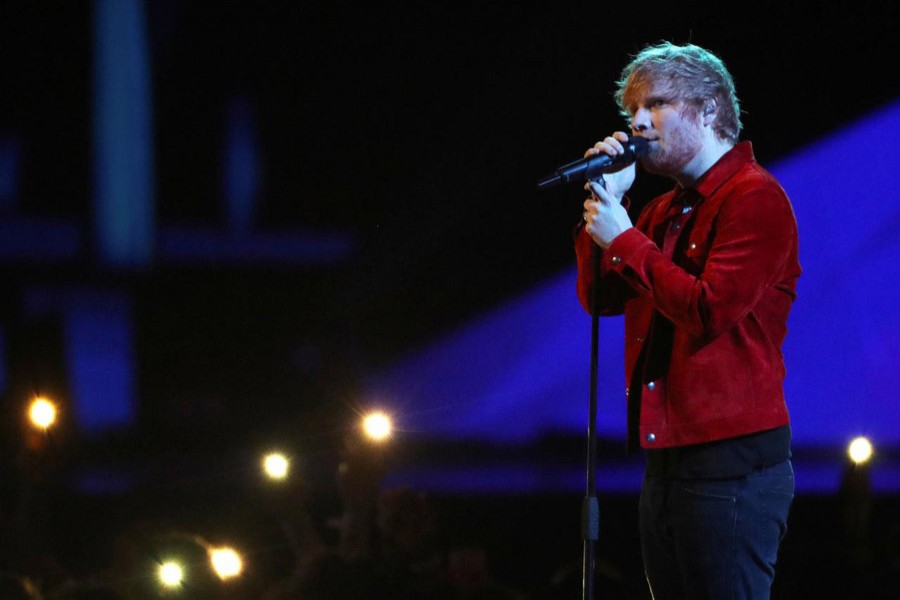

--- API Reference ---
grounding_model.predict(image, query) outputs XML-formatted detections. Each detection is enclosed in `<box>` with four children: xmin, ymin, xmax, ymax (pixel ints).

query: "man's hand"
<box><xmin>582</xmin><ymin>132</ymin><xmax>636</xmax><ymax>248</ymax></box>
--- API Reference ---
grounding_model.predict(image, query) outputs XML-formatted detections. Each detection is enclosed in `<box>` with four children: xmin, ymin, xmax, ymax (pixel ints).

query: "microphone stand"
<box><xmin>539</xmin><ymin>169</ymin><xmax>627</xmax><ymax>599</ymax></box>
<box><xmin>581</xmin><ymin>243</ymin><xmax>601</xmax><ymax>600</ymax></box>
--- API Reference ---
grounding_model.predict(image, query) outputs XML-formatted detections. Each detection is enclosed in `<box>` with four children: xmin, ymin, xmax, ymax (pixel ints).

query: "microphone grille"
<box><xmin>628</xmin><ymin>136</ymin><xmax>650</xmax><ymax>158</ymax></box>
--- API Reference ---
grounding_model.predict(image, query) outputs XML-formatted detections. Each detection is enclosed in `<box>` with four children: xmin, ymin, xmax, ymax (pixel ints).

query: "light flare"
<box><xmin>209</xmin><ymin>546</ymin><xmax>243</xmax><ymax>580</ymax></box>
<box><xmin>28</xmin><ymin>397</ymin><xmax>57</xmax><ymax>430</ymax></box>
<box><xmin>848</xmin><ymin>436</ymin><xmax>874</xmax><ymax>465</ymax></box>
<box><xmin>363</xmin><ymin>411</ymin><xmax>393</xmax><ymax>441</ymax></box>
<box><xmin>158</xmin><ymin>561</ymin><xmax>184</xmax><ymax>588</ymax></box>
<box><xmin>263</xmin><ymin>452</ymin><xmax>290</xmax><ymax>480</ymax></box>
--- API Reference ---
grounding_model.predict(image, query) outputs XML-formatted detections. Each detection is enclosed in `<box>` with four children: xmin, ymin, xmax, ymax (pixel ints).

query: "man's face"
<box><xmin>624</xmin><ymin>80</ymin><xmax>704</xmax><ymax>178</ymax></box>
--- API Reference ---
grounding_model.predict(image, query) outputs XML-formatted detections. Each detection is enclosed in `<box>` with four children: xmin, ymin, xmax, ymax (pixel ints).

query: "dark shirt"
<box><xmin>644</xmin><ymin>424</ymin><xmax>791</xmax><ymax>479</ymax></box>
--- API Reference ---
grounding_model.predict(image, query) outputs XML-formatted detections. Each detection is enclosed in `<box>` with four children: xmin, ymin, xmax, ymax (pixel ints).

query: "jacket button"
<box><xmin>646</xmin><ymin>433</ymin><xmax>656</xmax><ymax>442</ymax></box>
<box><xmin>636</xmin><ymin>336</ymin><xmax>643</xmax><ymax>343</ymax></box>
<box><xmin>611</xmin><ymin>256</ymin><xmax>622</xmax><ymax>265</ymax></box>
<box><xmin>689</xmin><ymin>242</ymin><xmax>697</xmax><ymax>250</ymax></box>
<box><xmin>625</xmin><ymin>388</ymin><xmax>630</xmax><ymax>398</ymax></box>
<box><xmin>647</xmin><ymin>381</ymin><xmax>656</xmax><ymax>391</ymax></box>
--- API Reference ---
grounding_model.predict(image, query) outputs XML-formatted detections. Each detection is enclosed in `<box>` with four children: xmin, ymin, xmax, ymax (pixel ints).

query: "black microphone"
<box><xmin>536</xmin><ymin>137</ymin><xmax>650</xmax><ymax>190</ymax></box>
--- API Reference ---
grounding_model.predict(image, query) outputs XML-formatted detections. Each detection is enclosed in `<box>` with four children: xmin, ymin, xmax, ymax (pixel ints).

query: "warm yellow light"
<box><xmin>158</xmin><ymin>561</ymin><xmax>184</xmax><ymax>588</ymax></box>
<box><xmin>363</xmin><ymin>412</ymin><xmax>392</xmax><ymax>441</ymax></box>
<box><xmin>263</xmin><ymin>453</ymin><xmax>290</xmax><ymax>480</ymax></box>
<box><xmin>209</xmin><ymin>547</ymin><xmax>243</xmax><ymax>580</ymax></box>
<box><xmin>848</xmin><ymin>436</ymin><xmax>874</xmax><ymax>465</ymax></box>
<box><xmin>28</xmin><ymin>397</ymin><xmax>57</xmax><ymax>430</ymax></box>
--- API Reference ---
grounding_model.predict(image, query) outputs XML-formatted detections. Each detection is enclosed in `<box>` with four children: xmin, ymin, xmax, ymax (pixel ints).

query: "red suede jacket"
<box><xmin>575</xmin><ymin>142</ymin><xmax>801</xmax><ymax>449</ymax></box>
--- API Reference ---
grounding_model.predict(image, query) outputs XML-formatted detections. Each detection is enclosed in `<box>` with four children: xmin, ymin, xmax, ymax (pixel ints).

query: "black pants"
<box><xmin>639</xmin><ymin>459</ymin><xmax>794</xmax><ymax>599</ymax></box>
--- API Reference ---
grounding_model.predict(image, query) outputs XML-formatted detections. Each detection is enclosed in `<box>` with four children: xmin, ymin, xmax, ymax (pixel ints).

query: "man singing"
<box><xmin>575</xmin><ymin>41</ymin><xmax>801</xmax><ymax>599</ymax></box>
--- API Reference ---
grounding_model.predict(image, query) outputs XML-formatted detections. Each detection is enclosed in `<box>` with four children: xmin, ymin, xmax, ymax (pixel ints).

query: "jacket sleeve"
<box><xmin>574</xmin><ymin>223</ymin><xmax>636</xmax><ymax>316</ymax></box>
<box><xmin>604</xmin><ymin>182</ymin><xmax>797</xmax><ymax>339</ymax></box>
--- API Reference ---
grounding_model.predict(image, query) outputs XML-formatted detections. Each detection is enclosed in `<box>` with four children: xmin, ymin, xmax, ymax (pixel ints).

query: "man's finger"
<box><xmin>587</xmin><ymin>180</ymin><xmax>609</xmax><ymax>202</ymax></box>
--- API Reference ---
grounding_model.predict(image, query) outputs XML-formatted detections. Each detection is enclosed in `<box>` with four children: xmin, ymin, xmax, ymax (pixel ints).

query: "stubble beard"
<box><xmin>640</xmin><ymin>114</ymin><xmax>704</xmax><ymax>178</ymax></box>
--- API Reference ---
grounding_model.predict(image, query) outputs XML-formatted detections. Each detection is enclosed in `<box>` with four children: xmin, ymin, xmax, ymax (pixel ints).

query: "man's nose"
<box><xmin>632</xmin><ymin>107</ymin><xmax>651</xmax><ymax>132</ymax></box>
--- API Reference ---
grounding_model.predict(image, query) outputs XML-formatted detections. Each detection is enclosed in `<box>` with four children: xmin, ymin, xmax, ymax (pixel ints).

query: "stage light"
<box><xmin>848</xmin><ymin>436</ymin><xmax>874</xmax><ymax>465</ymax></box>
<box><xmin>363</xmin><ymin>411</ymin><xmax>392</xmax><ymax>441</ymax></box>
<box><xmin>209</xmin><ymin>547</ymin><xmax>243</xmax><ymax>580</ymax></box>
<box><xmin>263</xmin><ymin>452</ymin><xmax>290</xmax><ymax>480</ymax></box>
<box><xmin>28</xmin><ymin>397</ymin><xmax>57</xmax><ymax>430</ymax></box>
<box><xmin>158</xmin><ymin>561</ymin><xmax>184</xmax><ymax>588</ymax></box>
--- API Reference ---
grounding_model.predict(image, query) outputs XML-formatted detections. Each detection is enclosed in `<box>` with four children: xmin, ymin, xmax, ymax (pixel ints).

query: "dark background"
<box><xmin>4</xmin><ymin>2</ymin><xmax>899</xmax><ymax>365</ymax></box>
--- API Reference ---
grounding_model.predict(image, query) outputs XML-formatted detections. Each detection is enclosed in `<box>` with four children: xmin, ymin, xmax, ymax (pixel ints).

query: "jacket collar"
<box><xmin>673</xmin><ymin>141</ymin><xmax>755</xmax><ymax>201</ymax></box>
